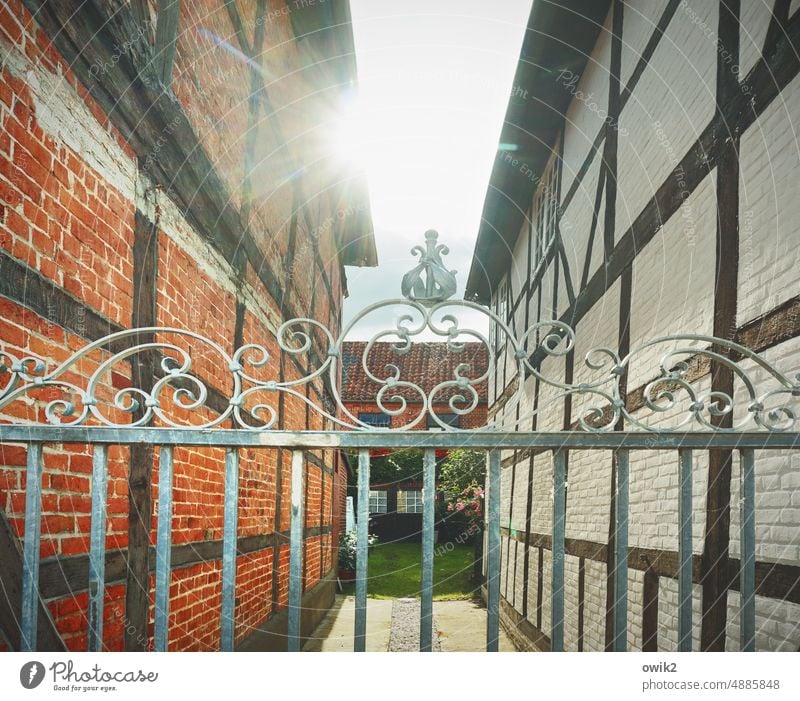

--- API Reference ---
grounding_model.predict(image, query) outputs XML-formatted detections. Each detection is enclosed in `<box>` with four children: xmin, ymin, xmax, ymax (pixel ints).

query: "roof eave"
<box><xmin>291</xmin><ymin>0</ymin><xmax>378</xmax><ymax>268</ymax></box>
<box><xmin>465</xmin><ymin>0</ymin><xmax>612</xmax><ymax>304</ymax></box>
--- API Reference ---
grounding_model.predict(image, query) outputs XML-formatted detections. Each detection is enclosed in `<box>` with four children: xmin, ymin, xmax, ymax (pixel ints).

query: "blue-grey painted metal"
<box><xmin>678</xmin><ymin>448</ymin><xmax>693</xmax><ymax>652</ymax></box>
<box><xmin>288</xmin><ymin>449</ymin><xmax>304</xmax><ymax>651</ymax></box>
<box><xmin>220</xmin><ymin>447</ymin><xmax>239</xmax><ymax>651</ymax></box>
<box><xmin>550</xmin><ymin>449</ymin><xmax>566</xmax><ymax>652</ymax></box>
<box><xmin>354</xmin><ymin>449</ymin><xmax>370</xmax><ymax>652</ymax></box>
<box><xmin>740</xmin><ymin>448</ymin><xmax>756</xmax><ymax>651</ymax></box>
<box><xmin>486</xmin><ymin>449</ymin><xmax>501</xmax><ymax>652</ymax></box>
<box><xmin>1</xmin><ymin>426</ymin><xmax>797</xmax><ymax>450</ymax></box>
<box><xmin>420</xmin><ymin>448</ymin><xmax>436</xmax><ymax>651</ymax></box>
<box><xmin>613</xmin><ymin>449</ymin><xmax>630</xmax><ymax>652</ymax></box>
<box><xmin>20</xmin><ymin>442</ymin><xmax>43</xmax><ymax>652</ymax></box>
<box><xmin>154</xmin><ymin>445</ymin><xmax>174</xmax><ymax>652</ymax></box>
<box><xmin>87</xmin><ymin>444</ymin><xmax>108</xmax><ymax>652</ymax></box>
<box><xmin>3</xmin><ymin>270</ymin><xmax>797</xmax><ymax>435</ymax></box>
<box><xmin>2</xmin><ymin>249</ymin><xmax>798</xmax><ymax>655</ymax></box>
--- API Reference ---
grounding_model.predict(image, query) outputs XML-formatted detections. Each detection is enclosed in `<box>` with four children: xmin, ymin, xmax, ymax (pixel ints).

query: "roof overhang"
<box><xmin>290</xmin><ymin>0</ymin><xmax>377</xmax><ymax>268</ymax></box>
<box><xmin>465</xmin><ymin>0</ymin><xmax>612</xmax><ymax>303</ymax></box>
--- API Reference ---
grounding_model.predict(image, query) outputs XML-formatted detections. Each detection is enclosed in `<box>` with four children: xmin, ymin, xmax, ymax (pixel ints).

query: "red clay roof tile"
<box><xmin>341</xmin><ymin>341</ymin><xmax>488</xmax><ymax>403</ymax></box>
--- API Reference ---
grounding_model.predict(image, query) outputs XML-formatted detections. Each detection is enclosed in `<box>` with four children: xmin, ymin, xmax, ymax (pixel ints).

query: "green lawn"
<box><xmin>345</xmin><ymin>542</ymin><xmax>479</xmax><ymax>600</ymax></box>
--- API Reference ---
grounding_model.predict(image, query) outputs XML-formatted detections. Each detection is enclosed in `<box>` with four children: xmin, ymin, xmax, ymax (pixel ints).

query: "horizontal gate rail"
<box><xmin>1</xmin><ymin>426</ymin><xmax>798</xmax><ymax>448</ymax></box>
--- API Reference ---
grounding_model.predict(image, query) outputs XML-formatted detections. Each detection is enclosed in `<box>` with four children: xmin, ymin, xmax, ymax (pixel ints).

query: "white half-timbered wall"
<box><xmin>488</xmin><ymin>0</ymin><xmax>800</xmax><ymax>651</ymax></box>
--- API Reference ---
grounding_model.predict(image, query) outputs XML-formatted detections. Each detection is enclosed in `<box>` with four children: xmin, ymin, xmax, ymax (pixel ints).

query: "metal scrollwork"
<box><xmin>1</xmin><ymin>233</ymin><xmax>798</xmax><ymax>432</ymax></box>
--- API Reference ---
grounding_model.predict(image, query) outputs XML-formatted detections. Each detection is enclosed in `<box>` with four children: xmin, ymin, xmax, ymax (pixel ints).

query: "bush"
<box><xmin>338</xmin><ymin>531</ymin><xmax>378</xmax><ymax>571</ymax></box>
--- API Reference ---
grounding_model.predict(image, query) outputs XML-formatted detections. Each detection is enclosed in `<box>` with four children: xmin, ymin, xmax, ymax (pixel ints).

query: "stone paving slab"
<box><xmin>303</xmin><ymin>595</ymin><xmax>392</xmax><ymax>652</ymax></box>
<box><xmin>434</xmin><ymin>599</ymin><xmax>517</xmax><ymax>651</ymax></box>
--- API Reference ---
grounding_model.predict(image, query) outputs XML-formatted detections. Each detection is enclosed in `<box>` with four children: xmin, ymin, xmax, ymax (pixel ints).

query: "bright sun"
<box><xmin>333</xmin><ymin>93</ymin><xmax>372</xmax><ymax>170</ymax></box>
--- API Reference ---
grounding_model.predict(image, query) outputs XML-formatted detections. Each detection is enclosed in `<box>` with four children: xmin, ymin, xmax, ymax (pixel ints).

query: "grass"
<box><xmin>344</xmin><ymin>542</ymin><xmax>479</xmax><ymax>600</ymax></box>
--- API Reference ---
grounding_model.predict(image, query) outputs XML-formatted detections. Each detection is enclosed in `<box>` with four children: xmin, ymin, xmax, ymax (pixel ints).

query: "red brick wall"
<box><xmin>0</xmin><ymin>0</ymin><xmax>354</xmax><ymax>651</ymax></box>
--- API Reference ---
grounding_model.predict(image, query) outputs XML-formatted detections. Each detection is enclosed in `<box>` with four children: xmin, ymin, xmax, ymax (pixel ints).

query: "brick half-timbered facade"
<box><xmin>0</xmin><ymin>0</ymin><xmax>375</xmax><ymax>651</ymax></box>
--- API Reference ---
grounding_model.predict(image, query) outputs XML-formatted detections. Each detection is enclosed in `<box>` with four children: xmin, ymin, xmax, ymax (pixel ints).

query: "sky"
<box><xmin>339</xmin><ymin>0</ymin><xmax>532</xmax><ymax>340</ymax></box>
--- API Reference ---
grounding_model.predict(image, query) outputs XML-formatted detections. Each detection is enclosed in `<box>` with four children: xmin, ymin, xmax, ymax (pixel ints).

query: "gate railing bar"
<box><xmin>678</xmin><ymin>448</ymin><xmax>693</xmax><ymax>651</ymax></box>
<box><xmin>420</xmin><ymin>448</ymin><xmax>436</xmax><ymax>651</ymax></box>
<box><xmin>5</xmin><ymin>434</ymin><xmax>791</xmax><ymax>653</ymax></box>
<box><xmin>2</xmin><ymin>426</ymin><xmax>797</xmax><ymax>449</ymax></box>
<box><xmin>740</xmin><ymin>448</ymin><xmax>756</xmax><ymax>651</ymax></box>
<box><xmin>87</xmin><ymin>444</ymin><xmax>108</xmax><ymax>652</ymax></box>
<box><xmin>486</xmin><ymin>448</ymin><xmax>501</xmax><ymax>651</ymax></box>
<box><xmin>354</xmin><ymin>448</ymin><xmax>370</xmax><ymax>652</ymax></box>
<box><xmin>612</xmin><ymin>449</ymin><xmax>630</xmax><ymax>652</ymax></box>
<box><xmin>551</xmin><ymin>448</ymin><xmax>566</xmax><ymax>651</ymax></box>
<box><xmin>154</xmin><ymin>445</ymin><xmax>174</xmax><ymax>652</ymax></box>
<box><xmin>288</xmin><ymin>450</ymin><xmax>304</xmax><ymax>651</ymax></box>
<box><xmin>20</xmin><ymin>441</ymin><xmax>43</xmax><ymax>652</ymax></box>
<box><xmin>220</xmin><ymin>447</ymin><xmax>239</xmax><ymax>651</ymax></box>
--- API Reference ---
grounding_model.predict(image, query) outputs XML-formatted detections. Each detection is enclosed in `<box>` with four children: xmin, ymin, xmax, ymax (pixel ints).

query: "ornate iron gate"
<box><xmin>1</xmin><ymin>233</ymin><xmax>798</xmax><ymax>652</ymax></box>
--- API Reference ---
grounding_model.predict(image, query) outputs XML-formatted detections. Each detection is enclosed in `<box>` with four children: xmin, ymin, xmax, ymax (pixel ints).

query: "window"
<box><xmin>359</xmin><ymin>412</ymin><xmax>391</xmax><ymax>428</ymax></box>
<box><xmin>427</xmin><ymin>413</ymin><xmax>459</xmax><ymax>430</ymax></box>
<box><xmin>493</xmin><ymin>279</ymin><xmax>508</xmax><ymax>352</ymax></box>
<box><xmin>397</xmin><ymin>489</ymin><xmax>423</xmax><ymax>514</ymax></box>
<box><xmin>369</xmin><ymin>490</ymin><xmax>387</xmax><ymax>513</ymax></box>
<box><xmin>531</xmin><ymin>140</ymin><xmax>561</xmax><ymax>269</ymax></box>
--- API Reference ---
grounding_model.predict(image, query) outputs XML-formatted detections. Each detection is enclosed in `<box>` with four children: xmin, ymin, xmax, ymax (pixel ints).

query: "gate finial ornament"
<box><xmin>401</xmin><ymin>230</ymin><xmax>457</xmax><ymax>305</ymax></box>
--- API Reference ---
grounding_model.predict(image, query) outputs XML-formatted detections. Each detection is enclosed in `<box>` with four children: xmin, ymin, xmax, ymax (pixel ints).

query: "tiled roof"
<box><xmin>341</xmin><ymin>341</ymin><xmax>489</xmax><ymax>402</ymax></box>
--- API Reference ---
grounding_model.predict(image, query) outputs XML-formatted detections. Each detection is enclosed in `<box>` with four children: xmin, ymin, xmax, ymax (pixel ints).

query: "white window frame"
<box><xmin>369</xmin><ymin>489</ymin><xmax>387</xmax><ymax>513</ymax></box>
<box><xmin>397</xmin><ymin>489</ymin><xmax>424</xmax><ymax>514</ymax></box>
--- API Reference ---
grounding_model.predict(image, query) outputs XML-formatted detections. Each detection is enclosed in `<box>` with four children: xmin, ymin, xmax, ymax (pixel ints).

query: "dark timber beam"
<box><xmin>501</xmin><ymin>527</ymin><xmax>800</xmax><ymax>606</ymax></box>
<box><xmin>224</xmin><ymin>0</ymin><xmax>253</xmax><ymax>58</ymax></box>
<box><xmin>154</xmin><ymin>0</ymin><xmax>180</xmax><ymax>88</ymax></box>
<box><xmin>38</xmin><ymin>525</ymin><xmax>331</xmax><ymax>601</ymax></box>
<box><xmin>125</xmin><ymin>209</ymin><xmax>159</xmax><ymax>651</ymax></box>
<box><xmin>700</xmin><ymin>0</ymin><xmax>740</xmax><ymax>652</ymax></box>
<box><xmin>603</xmin><ymin>0</ymin><xmax>624</xmax><ymax>652</ymax></box>
<box><xmin>642</xmin><ymin>565</ymin><xmax>659</xmax><ymax>652</ymax></box>
<box><xmin>0</xmin><ymin>508</ymin><xmax>66</xmax><ymax>651</ymax></box>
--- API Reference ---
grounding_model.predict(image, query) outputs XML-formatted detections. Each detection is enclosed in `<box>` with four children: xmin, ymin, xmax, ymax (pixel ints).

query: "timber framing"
<box><xmin>20</xmin><ymin>0</ymin><xmax>376</xmax><ymax>296</ymax></box>
<box><xmin>38</xmin><ymin>524</ymin><xmax>331</xmax><ymax>602</ymax></box>
<box><xmin>500</xmin><ymin>526</ymin><xmax>800</xmax><ymax>652</ymax></box>
<box><xmin>0</xmin><ymin>508</ymin><xmax>65</xmax><ymax>651</ymax></box>
<box><xmin>1</xmin><ymin>0</ymin><xmax>351</xmax><ymax>639</ymax></box>
<box><xmin>478</xmin><ymin>0</ymin><xmax>800</xmax><ymax>652</ymax></box>
<box><xmin>470</xmin><ymin>1</ymin><xmax>800</xmax><ymax>310</ymax></box>
<box><xmin>603</xmin><ymin>0</ymin><xmax>625</xmax><ymax>651</ymax></box>
<box><xmin>466</xmin><ymin>0</ymin><xmax>613</xmax><ymax>299</ymax></box>
<box><xmin>701</xmin><ymin>0</ymin><xmax>741</xmax><ymax>652</ymax></box>
<box><xmin>126</xmin><ymin>208</ymin><xmax>159</xmax><ymax>650</ymax></box>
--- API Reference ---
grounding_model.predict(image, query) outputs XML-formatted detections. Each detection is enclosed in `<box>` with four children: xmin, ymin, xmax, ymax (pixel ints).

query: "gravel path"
<box><xmin>387</xmin><ymin>597</ymin><xmax>441</xmax><ymax>651</ymax></box>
